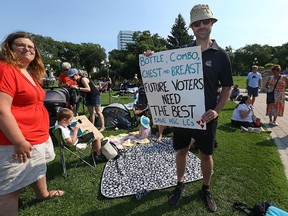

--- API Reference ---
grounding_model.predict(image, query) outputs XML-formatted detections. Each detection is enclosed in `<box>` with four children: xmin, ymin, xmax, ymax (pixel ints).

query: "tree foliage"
<box><xmin>167</xmin><ymin>14</ymin><xmax>194</xmax><ymax>49</ymax></box>
<box><xmin>107</xmin><ymin>31</ymin><xmax>168</xmax><ymax>81</ymax></box>
<box><xmin>28</xmin><ymin>15</ymin><xmax>288</xmax><ymax>81</ymax></box>
<box><xmin>31</xmin><ymin>33</ymin><xmax>106</xmax><ymax>77</ymax></box>
<box><xmin>232</xmin><ymin>44</ymin><xmax>282</xmax><ymax>75</ymax></box>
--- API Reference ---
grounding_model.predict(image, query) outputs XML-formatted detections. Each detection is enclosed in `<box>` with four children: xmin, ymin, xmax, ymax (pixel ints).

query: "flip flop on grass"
<box><xmin>37</xmin><ymin>190</ymin><xmax>65</xmax><ymax>201</ymax></box>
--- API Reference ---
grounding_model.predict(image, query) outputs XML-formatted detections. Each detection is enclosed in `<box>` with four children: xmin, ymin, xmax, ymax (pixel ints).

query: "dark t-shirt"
<box><xmin>185</xmin><ymin>40</ymin><xmax>233</xmax><ymax>111</ymax></box>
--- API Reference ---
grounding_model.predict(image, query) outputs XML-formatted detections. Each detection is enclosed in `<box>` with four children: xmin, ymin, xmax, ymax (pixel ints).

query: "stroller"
<box><xmin>44</xmin><ymin>87</ymin><xmax>82</xmax><ymax>127</ymax></box>
<box><xmin>96</xmin><ymin>103</ymin><xmax>133</xmax><ymax>129</ymax></box>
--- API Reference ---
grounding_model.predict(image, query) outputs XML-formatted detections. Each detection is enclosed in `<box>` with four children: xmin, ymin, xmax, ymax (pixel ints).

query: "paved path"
<box><xmin>240</xmin><ymin>89</ymin><xmax>288</xmax><ymax>180</ymax></box>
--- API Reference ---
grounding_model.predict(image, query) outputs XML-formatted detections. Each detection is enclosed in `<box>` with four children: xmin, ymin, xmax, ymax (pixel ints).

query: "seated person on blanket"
<box><xmin>55</xmin><ymin>108</ymin><xmax>106</xmax><ymax>162</ymax></box>
<box><xmin>231</xmin><ymin>96</ymin><xmax>270</xmax><ymax>133</ymax></box>
<box><xmin>137</xmin><ymin>116</ymin><xmax>151</xmax><ymax>139</ymax></box>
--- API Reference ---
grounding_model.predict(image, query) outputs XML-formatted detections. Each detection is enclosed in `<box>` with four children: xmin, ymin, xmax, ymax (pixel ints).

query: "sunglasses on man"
<box><xmin>191</xmin><ymin>19</ymin><xmax>211</xmax><ymax>28</ymax></box>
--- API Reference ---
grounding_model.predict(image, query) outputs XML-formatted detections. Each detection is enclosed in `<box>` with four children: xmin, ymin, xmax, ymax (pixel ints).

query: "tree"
<box><xmin>233</xmin><ymin>44</ymin><xmax>274</xmax><ymax>74</ymax></box>
<box><xmin>108</xmin><ymin>31</ymin><xmax>168</xmax><ymax>80</ymax></box>
<box><xmin>167</xmin><ymin>14</ymin><xmax>194</xmax><ymax>49</ymax></box>
<box><xmin>78</xmin><ymin>43</ymin><xmax>106</xmax><ymax>75</ymax></box>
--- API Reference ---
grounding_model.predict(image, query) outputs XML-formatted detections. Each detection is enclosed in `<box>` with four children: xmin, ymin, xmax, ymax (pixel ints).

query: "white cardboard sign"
<box><xmin>139</xmin><ymin>46</ymin><xmax>206</xmax><ymax>129</ymax></box>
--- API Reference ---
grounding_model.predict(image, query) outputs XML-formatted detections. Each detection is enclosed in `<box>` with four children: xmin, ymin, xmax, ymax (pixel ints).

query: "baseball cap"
<box><xmin>67</xmin><ymin>68</ymin><xmax>79</xmax><ymax>77</ymax></box>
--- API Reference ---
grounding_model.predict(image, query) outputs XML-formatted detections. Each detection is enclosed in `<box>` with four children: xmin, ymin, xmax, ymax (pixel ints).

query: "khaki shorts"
<box><xmin>0</xmin><ymin>137</ymin><xmax>55</xmax><ymax>195</ymax></box>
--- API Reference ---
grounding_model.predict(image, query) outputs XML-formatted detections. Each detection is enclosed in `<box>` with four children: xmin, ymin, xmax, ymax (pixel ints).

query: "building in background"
<box><xmin>117</xmin><ymin>30</ymin><xmax>135</xmax><ymax>50</ymax></box>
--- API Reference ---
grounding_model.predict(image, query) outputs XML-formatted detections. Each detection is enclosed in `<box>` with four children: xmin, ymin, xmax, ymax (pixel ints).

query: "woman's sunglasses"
<box><xmin>192</xmin><ymin>19</ymin><xmax>211</xmax><ymax>28</ymax></box>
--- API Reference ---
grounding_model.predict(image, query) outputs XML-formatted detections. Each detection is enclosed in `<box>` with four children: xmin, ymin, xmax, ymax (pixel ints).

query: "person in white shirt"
<box><xmin>55</xmin><ymin>108</ymin><xmax>106</xmax><ymax>162</ymax></box>
<box><xmin>231</xmin><ymin>96</ymin><xmax>255</xmax><ymax>128</ymax></box>
<box><xmin>246</xmin><ymin>65</ymin><xmax>262</xmax><ymax>105</ymax></box>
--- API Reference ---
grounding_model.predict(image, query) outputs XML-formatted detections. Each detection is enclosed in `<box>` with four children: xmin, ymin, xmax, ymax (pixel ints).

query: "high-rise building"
<box><xmin>117</xmin><ymin>30</ymin><xmax>135</xmax><ymax>50</ymax></box>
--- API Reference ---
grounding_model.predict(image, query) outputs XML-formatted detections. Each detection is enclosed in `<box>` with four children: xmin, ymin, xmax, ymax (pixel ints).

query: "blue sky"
<box><xmin>1</xmin><ymin>0</ymin><xmax>287</xmax><ymax>54</ymax></box>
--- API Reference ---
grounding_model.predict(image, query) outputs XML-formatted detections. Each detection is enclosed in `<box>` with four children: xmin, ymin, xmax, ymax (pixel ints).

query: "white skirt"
<box><xmin>0</xmin><ymin>137</ymin><xmax>55</xmax><ymax>195</ymax></box>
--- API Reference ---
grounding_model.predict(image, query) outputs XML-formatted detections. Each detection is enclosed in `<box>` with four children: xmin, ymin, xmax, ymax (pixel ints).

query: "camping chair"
<box><xmin>51</xmin><ymin>127</ymin><xmax>96</xmax><ymax>179</ymax></box>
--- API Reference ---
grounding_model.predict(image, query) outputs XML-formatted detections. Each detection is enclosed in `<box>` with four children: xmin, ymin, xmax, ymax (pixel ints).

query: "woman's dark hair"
<box><xmin>236</xmin><ymin>95</ymin><xmax>249</xmax><ymax>108</ymax></box>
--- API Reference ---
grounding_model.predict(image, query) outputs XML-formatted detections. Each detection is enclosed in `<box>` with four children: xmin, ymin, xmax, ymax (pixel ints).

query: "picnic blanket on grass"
<box><xmin>101</xmin><ymin>136</ymin><xmax>203</xmax><ymax>198</ymax></box>
<box><xmin>103</xmin><ymin>132</ymin><xmax>149</xmax><ymax>149</ymax></box>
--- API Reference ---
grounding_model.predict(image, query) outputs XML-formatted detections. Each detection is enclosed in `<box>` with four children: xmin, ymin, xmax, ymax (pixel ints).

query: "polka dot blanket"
<box><xmin>101</xmin><ymin>136</ymin><xmax>203</xmax><ymax>198</ymax></box>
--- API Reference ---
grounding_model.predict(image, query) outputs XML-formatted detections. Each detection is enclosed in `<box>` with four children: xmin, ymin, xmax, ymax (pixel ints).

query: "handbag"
<box><xmin>266</xmin><ymin>92</ymin><xmax>275</xmax><ymax>104</ymax></box>
<box><xmin>101</xmin><ymin>139</ymin><xmax>120</xmax><ymax>160</ymax></box>
<box><xmin>266</xmin><ymin>76</ymin><xmax>281</xmax><ymax>104</ymax></box>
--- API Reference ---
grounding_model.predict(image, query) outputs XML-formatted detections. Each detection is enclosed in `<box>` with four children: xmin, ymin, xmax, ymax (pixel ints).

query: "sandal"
<box><xmin>38</xmin><ymin>190</ymin><xmax>65</xmax><ymax>201</ymax></box>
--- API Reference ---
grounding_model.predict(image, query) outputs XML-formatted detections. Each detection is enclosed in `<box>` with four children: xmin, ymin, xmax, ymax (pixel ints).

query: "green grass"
<box><xmin>18</xmin><ymin>86</ymin><xmax>288</xmax><ymax>216</ymax></box>
<box><xmin>233</xmin><ymin>76</ymin><xmax>246</xmax><ymax>89</ymax></box>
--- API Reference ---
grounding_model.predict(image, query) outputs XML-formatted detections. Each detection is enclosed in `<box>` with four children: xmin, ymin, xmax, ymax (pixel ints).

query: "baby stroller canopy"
<box><xmin>44</xmin><ymin>88</ymin><xmax>70</xmax><ymax>126</ymax></box>
<box><xmin>100</xmin><ymin>103</ymin><xmax>132</xmax><ymax>129</ymax></box>
<box><xmin>44</xmin><ymin>89</ymin><xmax>68</xmax><ymax>117</ymax></box>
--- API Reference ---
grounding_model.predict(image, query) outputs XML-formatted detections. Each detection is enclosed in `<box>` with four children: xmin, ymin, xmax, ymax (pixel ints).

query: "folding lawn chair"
<box><xmin>51</xmin><ymin>127</ymin><xmax>96</xmax><ymax>179</ymax></box>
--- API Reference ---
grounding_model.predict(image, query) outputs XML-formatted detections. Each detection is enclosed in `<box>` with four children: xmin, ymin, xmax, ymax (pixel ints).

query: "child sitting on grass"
<box><xmin>55</xmin><ymin>108</ymin><xmax>106</xmax><ymax>162</ymax></box>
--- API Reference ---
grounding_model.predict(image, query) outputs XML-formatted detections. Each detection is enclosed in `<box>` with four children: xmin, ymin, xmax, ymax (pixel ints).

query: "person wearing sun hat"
<box><xmin>189</xmin><ymin>4</ymin><xmax>217</xmax><ymax>27</ymax></box>
<box><xmin>163</xmin><ymin>3</ymin><xmax>233</xmax><ymax>212</ymax></box>
<box><xmin>137</xmin><ymin>115</ymin><xmax>151</xmax><ymax>139</ymax></box>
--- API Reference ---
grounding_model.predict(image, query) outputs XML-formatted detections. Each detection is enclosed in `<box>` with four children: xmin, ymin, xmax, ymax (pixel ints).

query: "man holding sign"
<box><xmin>142</xmin><ymin>4</ymin><xmax>233</xmax><ymax>212</ymax></box>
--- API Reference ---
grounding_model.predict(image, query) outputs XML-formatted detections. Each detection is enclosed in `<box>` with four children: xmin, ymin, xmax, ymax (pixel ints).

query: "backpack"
<box><xmin>233</xmin><ymin>201</ymin><xmax>288</xmax><ymax>216</ymax></box>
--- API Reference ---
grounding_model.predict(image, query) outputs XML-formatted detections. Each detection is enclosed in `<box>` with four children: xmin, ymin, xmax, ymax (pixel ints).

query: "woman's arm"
<box><xmin>239</xmin><ymin>106</ymin><xmax>252</xmax><ymax>119</ymax></box>
<box><xmin>0</xmin><ymin>92</ymin><xmax>33</xmax><ymax>161</ymax></box>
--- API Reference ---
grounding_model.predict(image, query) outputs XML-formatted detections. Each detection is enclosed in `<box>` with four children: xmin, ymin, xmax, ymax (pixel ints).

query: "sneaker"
<box><xmin>240</xmin><ymin>126</ymin><xmax>248</xmax><ymax>132</ymax></box>
<box><xmin>92</xmin><ymin>153</ymin><xmax>107</xmax><ymax>162</ymax></box>
<box><xmin>202</xmin><ymin>189</ymin><xmax>217</xmax><ymax>212</ymax></box>
<box><xmin>168</xmin><ymin>184</ymin><xmax>184</xmax><ymax>206</ymax></box>
<box><xmin>269</xmin><ymin>121</ymin><xmax>274</xmax><ymax>125</ymax></box>
<box><xmin>272</xmin><ymin>121</ymin><xmax>278</xmax><ymax>126</ymax></box>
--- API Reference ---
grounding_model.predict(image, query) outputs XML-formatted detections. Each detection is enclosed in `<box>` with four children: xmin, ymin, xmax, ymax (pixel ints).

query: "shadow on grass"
<box><xmin>81</xmin><ymin>189</ymin><xmax>204</xmax><ymax>216</ymax></box>
<box><xmin>255</xmin><ymin>136</ymin><xmax>278</xmax><ymax>148</ymax></box>
<box><xmin>221</xmin><ymin>107</ymin><xmax>235</xmax><ymax>111</ymax></box>
<box><xmin>217</xmin><ymin>123</ymin><xmax>238</xmax><ymax>133</ymax></box>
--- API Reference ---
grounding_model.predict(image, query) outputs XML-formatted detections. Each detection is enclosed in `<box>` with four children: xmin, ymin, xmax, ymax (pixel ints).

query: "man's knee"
<box><xmin>200</xmin><ymin>151</ymin><xmax>212</xmax><ymax>161</ymax></box>
<box><xmin>177</xmin><ymin>147</ymin><xmax>189</xmax><ymax>156</ymax></box>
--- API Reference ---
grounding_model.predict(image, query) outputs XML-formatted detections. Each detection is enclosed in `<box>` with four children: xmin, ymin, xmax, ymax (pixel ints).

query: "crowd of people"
<box><xmin>1</xmin><ymin>3</ymin><xmax>288</xmax><ymax>215</ymax></box>
<box><xmin>231</xmin><ymin>64</ymin><xmax>288</xmax><ymax>132</ymax></box>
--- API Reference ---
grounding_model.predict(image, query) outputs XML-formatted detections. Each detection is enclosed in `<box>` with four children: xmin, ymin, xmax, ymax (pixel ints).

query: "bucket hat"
<box><xmin>67</xmin><ymin>68</ymin><xmax>79</xmax><ymax>77</ymax></box>
<box><xmin>140</xmin><ymin>115</ymin><xmax>150</xmax><ymax>129</ymax></box>
<box><xmin>190</xmin><ymin>4</ymin><xmax>217</xmax><ymax>27</ymax></box>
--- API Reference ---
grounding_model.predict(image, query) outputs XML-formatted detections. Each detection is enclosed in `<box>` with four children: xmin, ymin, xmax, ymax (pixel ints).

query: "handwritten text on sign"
<box><xmin>139</xmin><ymin>46</ymin><xmax>206</xmax><ymax>129</ymax></box>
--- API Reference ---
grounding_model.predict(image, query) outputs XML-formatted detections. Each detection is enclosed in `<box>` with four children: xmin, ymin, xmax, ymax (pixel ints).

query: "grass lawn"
<box><xmin>18</xmin><ymin>83</ymin><xmax>288</xmax><ymax>216</ymax></box>
<box><xmin>233</xmin><ymin>76</ymin><xmax>246</xmax><ymax>89</ymax></box>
